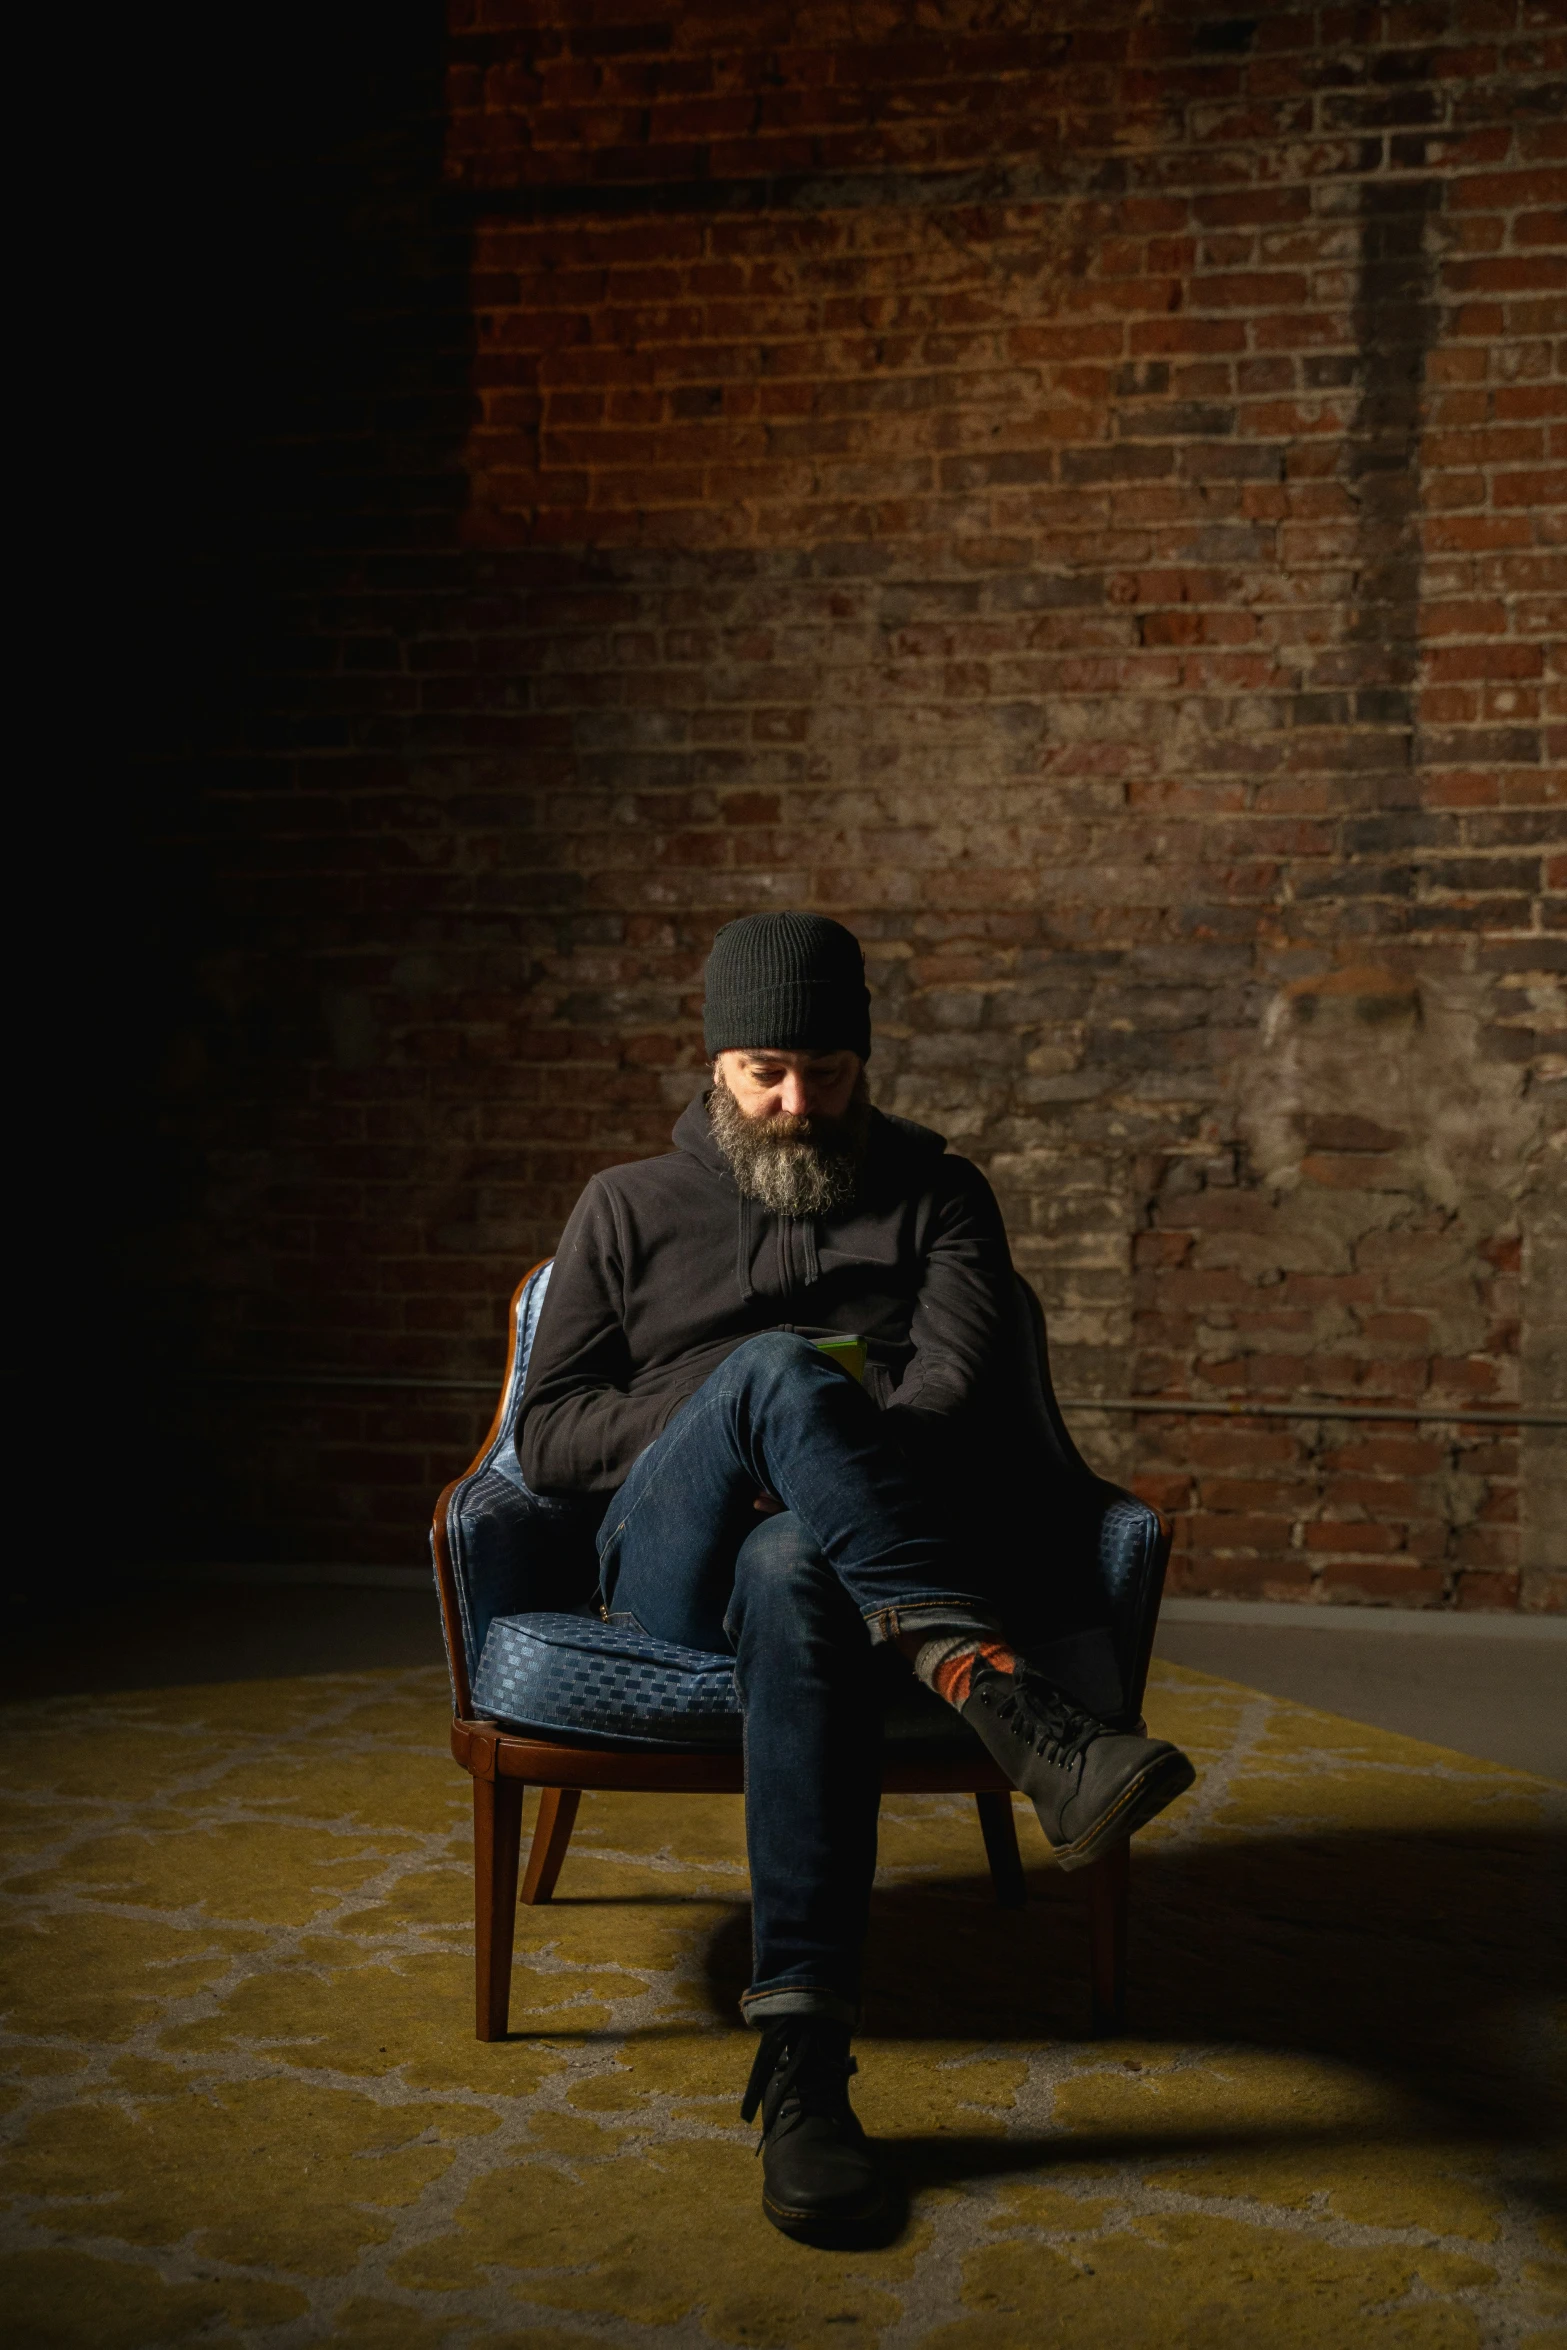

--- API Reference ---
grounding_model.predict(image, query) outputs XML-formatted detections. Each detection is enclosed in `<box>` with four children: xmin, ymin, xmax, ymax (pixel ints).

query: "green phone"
<box><xmin>811</xmin><ymin>1335</ymin><xmax>867</xmax><ymax>1383</ymax></box>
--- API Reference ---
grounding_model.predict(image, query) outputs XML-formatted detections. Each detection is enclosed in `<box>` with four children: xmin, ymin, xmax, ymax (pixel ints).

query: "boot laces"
<box><xmin>986</xmin><ymin>1668</ymin><xmax>1101</xmax><ymax>1771</ymax></box>
<box><xmin>741</xmin><ymin>2021</ymin><xmax>858</xmax><ymax>2149</ymax></box>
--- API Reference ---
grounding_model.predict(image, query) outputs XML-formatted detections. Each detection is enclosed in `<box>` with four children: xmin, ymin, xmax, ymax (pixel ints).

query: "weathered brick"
<box><xmin>113</xmin><ymin>0</ymin><xmax>1560</xmax><ymax>1595</ymax></box>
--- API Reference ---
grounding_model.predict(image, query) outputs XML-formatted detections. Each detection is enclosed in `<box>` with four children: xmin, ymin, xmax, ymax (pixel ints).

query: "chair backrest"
<box><xmin>1011</xmin><ymin>1275</ymin><xmax>1171</xmax><ymax>1724</ymax></box>
<box><xmin>471</xmin><ymin>1257</ymin><xmax>557</xmax><ymax>1502</ymax></box>
<box><xmin>1009</xmin><ymin>1274</ymin><xmax>1097</xmax><ymax>1486</ymax></box>
<box><xmin>432</xmin><ymin>1260</ymin><xmax>599</xmax><ymax>1715</ymax></box>
<box><xmin>431</xmin><ymin>1259</ymin><xmax>1169</xmax><ymax>1728</ymax></box>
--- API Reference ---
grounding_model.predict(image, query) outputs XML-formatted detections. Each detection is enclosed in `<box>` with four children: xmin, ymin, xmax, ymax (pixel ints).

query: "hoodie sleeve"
<box><xmin>881</xmin><ymin>1154</ymin><xmax>1015</xmax><ymax>1438</ymax></box>
<box><xmin>516</xmin><ymin>1177</ymin><xmax>673</xmax><ymax>1495</ymax></box>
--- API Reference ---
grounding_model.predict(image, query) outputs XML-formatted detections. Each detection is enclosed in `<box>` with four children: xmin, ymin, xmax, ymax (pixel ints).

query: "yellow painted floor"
<box><xmin>1</xmin><ymin>1662</ymin><xmax>1562</xmax><ymax>2349</ymax></box>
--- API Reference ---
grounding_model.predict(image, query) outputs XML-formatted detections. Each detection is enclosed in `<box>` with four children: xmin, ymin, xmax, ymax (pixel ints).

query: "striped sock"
<box><xmin>912</xmin><ymin>1635</ymin><xmax>1020</xmax><ymax>1712</ymax></box>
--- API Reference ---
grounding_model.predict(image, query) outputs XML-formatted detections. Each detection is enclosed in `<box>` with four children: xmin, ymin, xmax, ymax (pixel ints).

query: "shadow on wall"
<box><xmin>108</xmin><ymin>1</ymin><xmax>472</xmax><ymax>1572</ymax></box>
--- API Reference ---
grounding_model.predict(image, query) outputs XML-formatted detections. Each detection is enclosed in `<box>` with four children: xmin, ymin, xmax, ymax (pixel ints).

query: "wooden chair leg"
<box><xmin>1085</xmin><ymin>1837</ymin><xmax>1130</xmax><ymax>2036</ymax></box>
<box><xmin>473</xmin><ymin>1773</ymin><xmax>524</xmax><ymax>2042</ymax></box>
<box><xmin>521</xmin><ymin>1787</ymin><xmax>581</xmax><ymax>1905</ymax></box>
<box><xmin>975</xmin><ymin>1790</ymin><xmax>1026</xmax><ymax>1909</ymax></box>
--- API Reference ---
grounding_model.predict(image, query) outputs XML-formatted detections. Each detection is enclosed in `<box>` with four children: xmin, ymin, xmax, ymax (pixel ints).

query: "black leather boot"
<box><xmin>962</xmin><ymin>1661</ymin><xmax>1195</xmax><ymax>1869</ymax></box>
<box><xmin>741</xmin><ymin>2017</ymin><xmax>886</xmax><ymax>2242</ymax></box>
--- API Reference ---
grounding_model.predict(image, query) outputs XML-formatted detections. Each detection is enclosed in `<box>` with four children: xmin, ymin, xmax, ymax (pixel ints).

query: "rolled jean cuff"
<box><xmin>861</xmin><ymin>1600</ymin><xmax>1004</xmax><ymax>1647</ymax></box>
<box><xmin>741</xmin><ymin>1985</ymin><xmax>859</xmax><ymax>2030</ymax></box>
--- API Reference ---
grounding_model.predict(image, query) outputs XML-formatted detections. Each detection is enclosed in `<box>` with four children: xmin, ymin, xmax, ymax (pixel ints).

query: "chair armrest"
<box><xmin>1004</xmin><ymin>1477</ymin><xmax>1172</xmax><ymax>1729</ymax></box>
<box><xmin>1091</xmin><ymin>1482</ymin><xmax>1173</xmax><ymax>1725</ymax></box>
<box><xmin>433</xmin><ymin>1463</ymin><xmax>600</xmax><ymax>1717</ymax></box>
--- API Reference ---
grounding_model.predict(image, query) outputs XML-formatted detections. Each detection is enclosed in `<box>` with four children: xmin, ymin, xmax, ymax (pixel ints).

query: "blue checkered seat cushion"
<box><xmin>469</xmin><ymin>1609</ymin><xmax>973</xmax><ymax>1751</ymax></box>
<box><xmin>472</xmin><ymin>1613</ymin><xmax>744</xmax><ymax>1750</ymax></box>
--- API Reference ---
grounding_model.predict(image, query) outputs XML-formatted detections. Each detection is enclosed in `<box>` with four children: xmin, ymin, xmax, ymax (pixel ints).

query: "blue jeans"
<box><xmin>596</xmin><ymin>1332</ymin><xmax>1001</xmax><ymax>2025</ymax></box>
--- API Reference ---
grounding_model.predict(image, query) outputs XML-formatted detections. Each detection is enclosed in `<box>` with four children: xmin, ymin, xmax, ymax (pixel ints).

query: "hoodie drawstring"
<box><xmin>736</xmin><ymin>1194</ymin><xmax>755</xmax><ymax>1303</ymax></box>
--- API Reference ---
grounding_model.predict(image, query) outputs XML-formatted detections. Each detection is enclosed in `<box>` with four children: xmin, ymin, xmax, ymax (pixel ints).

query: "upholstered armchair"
<box><xmin>432</xmin><ymin>1261</ymin><xmax>1172</xmax><ymax>2040</ymax></box>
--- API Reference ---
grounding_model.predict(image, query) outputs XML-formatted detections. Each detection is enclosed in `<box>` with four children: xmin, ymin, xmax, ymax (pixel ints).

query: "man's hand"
<box><xmin>753</xmin><ymin>1491</ymin><xmax>786</xmax><ymax>1515</ymax></box>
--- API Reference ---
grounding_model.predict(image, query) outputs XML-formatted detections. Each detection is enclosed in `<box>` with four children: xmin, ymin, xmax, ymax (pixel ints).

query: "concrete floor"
<box><xmin>3</xmin><ymin>1579</ymin><xmax>1562</xmax><ymax>1782</ymax></box>
<box><xmin>1154</xmin><ymin>1616</ymin><xmax>1565</xmax><ymax>1783</ymax></box>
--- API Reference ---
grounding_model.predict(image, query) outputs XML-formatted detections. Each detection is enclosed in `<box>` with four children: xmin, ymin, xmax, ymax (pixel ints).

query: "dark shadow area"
<box><xmin>876</xmin><ymin>2116</ymin><xmax>1554</xmax><ymax>2213</ymax></box>
<box><xmin>92</xmin><ymin>1</ymin><xmax>473</xmax><ymax>1582</ymax></box>
<box><xmin>0</xmin><ymin>1580</ymin><xmax>445</xmax><ymax>1700</ymax></box>
<box><xmin>541</xmin><ymin>1894</ymin><xmax>745</xmax><ymax>1909</ymax></box>
<box><xmin>697</xmin><ymin>1830</ymin><xmax>1566</xmax><ymax>2150</ymax></box>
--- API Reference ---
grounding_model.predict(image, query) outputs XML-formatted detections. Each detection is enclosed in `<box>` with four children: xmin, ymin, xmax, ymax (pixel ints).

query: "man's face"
<box><xmin>714</xmin><ymin>1049</ymin><xmax>862</xmax><ymax>1122</ymax></box>
<box><xmin>708</xmin><ymin>1049</ymin><xmax>870</xmax><ymax>1216</ymax></box>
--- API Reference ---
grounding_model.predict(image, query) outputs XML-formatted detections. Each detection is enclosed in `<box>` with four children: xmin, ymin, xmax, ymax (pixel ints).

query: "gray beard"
<box><xmin>707</xmin><ymin>1074</ymin><xmax>870</xmax><ymax>1218</ymax></box>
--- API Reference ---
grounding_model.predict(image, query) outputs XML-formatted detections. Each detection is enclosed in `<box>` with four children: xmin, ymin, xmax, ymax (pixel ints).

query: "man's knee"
<box><xmin>721</xmin><ymin>1329</ymin><xmax>823</xmax><ymax>1396</ymax></box>
<box><xmin>737</xmin><ymin>1506</ymin><xmax>825</xmax><ymax>1591</ymax></box>
<box><xmin>729</xmin><ymin>1511</ymin><xmax>868</xmax><ymax>1649</ymax></box>
<box><xmin>717</xmin><ymin>1331</ymin><xmax>868</xmax><ymax>1430</ymax></box>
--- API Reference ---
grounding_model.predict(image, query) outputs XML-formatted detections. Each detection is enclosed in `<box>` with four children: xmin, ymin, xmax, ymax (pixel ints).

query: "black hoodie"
<box><xmin>517</xmin><ymin>1093</ymin><xmax>1017</xmax><ymax>1497</ymax></box>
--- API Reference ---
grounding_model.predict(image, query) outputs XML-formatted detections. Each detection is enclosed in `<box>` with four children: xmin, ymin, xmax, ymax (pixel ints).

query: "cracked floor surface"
<box><xmin>2</xmin><ymin>1661</ymin><xmax>1563</xmax><ymax>2349</ymax></box>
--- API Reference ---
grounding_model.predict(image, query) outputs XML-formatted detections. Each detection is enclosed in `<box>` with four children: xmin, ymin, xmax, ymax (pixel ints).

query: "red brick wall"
<box><xmin>123</xmin><ymin>3</ymin><xmax>1564</xmax><ymax>1608</ymax></box>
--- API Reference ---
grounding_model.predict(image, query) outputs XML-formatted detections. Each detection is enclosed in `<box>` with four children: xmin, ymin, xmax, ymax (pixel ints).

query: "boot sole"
<box><xmin>763</xmin><ymin>2181</ymin><xmax>889</xmax><ymax>2246</ymax></box>
<box><xmin>1047</xmin><ymin>1749</ymin><xmax>1197</xmax><ymax>1872</ymax></box>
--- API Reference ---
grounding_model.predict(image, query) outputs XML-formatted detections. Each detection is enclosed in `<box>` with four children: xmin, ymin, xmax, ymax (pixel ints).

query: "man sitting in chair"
<box><xmin>517</xmin><ymin>910</ymin><xmax>1194</xmax><ymax>2242</ymax></box>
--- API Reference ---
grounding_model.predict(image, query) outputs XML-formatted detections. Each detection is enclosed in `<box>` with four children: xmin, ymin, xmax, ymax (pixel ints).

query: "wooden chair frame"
<box><xmin>433</xmin><ymin>1266</ymin><xmax>1164</xmax><ymax>2044</ymax></box>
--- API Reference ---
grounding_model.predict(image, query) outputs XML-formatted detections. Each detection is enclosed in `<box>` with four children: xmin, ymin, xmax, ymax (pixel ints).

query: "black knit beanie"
<box><xmin>703</xmin><ymin>911</ymin><xmax>872</xmax><ymax>1060</ymax></box>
